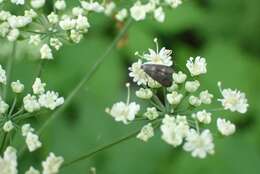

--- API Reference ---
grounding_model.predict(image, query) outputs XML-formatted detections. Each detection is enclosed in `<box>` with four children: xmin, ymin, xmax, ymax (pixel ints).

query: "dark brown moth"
<box><xmin>141</xmin><ymin>64</ymin><xmax>174</xmax><ymax>87</ymax></box>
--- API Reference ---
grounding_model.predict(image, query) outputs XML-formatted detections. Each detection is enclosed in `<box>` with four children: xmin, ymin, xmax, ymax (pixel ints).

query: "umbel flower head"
<box><xmin>107</xmin><ymin>38</ymin><xmax>249</xmax><ymax>159</ymax></box>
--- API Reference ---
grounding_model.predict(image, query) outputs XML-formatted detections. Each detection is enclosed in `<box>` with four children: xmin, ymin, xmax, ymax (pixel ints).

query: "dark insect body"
<box><xmin>141</xmin><ymin>64</ymin><xmax>174</xmax><ymax>87</ymax></box>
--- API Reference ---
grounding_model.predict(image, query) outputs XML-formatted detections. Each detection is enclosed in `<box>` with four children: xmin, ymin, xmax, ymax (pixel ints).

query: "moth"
<box><xmin>141</xmin><ymin>64</ymin><xmax>174</xmax><ymax>87</ymax></box>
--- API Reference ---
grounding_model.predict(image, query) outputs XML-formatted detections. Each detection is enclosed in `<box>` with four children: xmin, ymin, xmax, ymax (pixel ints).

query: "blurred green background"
<box><xmin>1</xmin><ymin>0</ymin><xmax>260</xmax><ymax>173</ymax></box>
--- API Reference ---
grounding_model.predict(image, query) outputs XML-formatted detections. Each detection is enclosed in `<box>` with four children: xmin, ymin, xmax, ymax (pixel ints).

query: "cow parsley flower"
<box><xmin>11</xmin><ymin>0</ymin><xmax>25</xmax><ymax>5</ymax></box>
<box><xmin>23</xmin><ymin>94</ymin><xmax>41</xmax><ymax>113</ymax></box>
<box><xmin>144</xmin><ymin>107</ymin><xmax>159</xmax><ymax>120</ymax></box>
<box><xmin>136</xmin><ymin>88</ymin><xmax>153</xmax><ymax>99</ymax></box>
<box><xmin>172</xmin><ymin>71</ymin><xmax>187</xmax><ymax>84</ymax></box>
<box><xmin>167</xmin><ymin>91</ymin><xmax>183</xmax><ymax>105</ymax></box>
<box><xmin>186</xmin><ymin>56</ymin><xmax>207</xmax><ymax>76</ymax></box>
<box><xmin>25</xmin><ymin>166</ymin><xmax>40</xmax><ymax>174</ymax></box>
<box><xmin>137</xmin><ymin>123</ymin><xmax>154</xmax><ymax>142</ymax></box>
<box><xmin>185</xmin><ymin>80</ymin><xmax>200</xmax><ymax>93</ymax></box>
<box><xmin>217</xmin><ymin>118</ymin><xmax>236</xmax><ymax>136</ymax></box>
<box><xmin>183</xmin><ymin>129</ymin><xmax>215</xmax><ymax>159</ymax></box>
<box><xmin>40</xmin><ymin>44</ymin><xmax>53</xmax><ymax>60</ymax></box>
<box><xmin>38</xmin><ymin>91</ymin><xmax>64</xmax><ymax>110</ymax></box>
<box><xmin>3</xmin><ymin>121</ymin><xmax>14</xmax><ymax>132</ymax></box>
<box><xmin>129</xmin><ymin>60</ymin><xmax>148</xmax><ymax>85</ymax></box>
<box><xmin>42</xmin><ymin>153</ymin><xmax>64</xmax><ymax>174</ymax></box>
<box><xmin>0</xmin><ymin>146</ymin><xmax>18</xmax><ymax>174</ymax></box>
<box><xmin>154</xmin><ymin>7</ymin><xmax>165</xmax><ymax>23</ymax></box>
<box><xmin>189</xmin><ymin>96</ymin><xmax>201</xmax><ymax>107</ymax></box>
<box><xmin>22</xmin><ymin>124</ymin><xmax>34</xmax><ymax>137</ymax></box>
<box><xmin>130</xmin><ymin>1</ymin><xmax>147</xmax><ymax>21</ymax></box>
<box><xmin>29</xmin><ymin>35</ymin><xmax>41</xmax><ymax>46</ymax></box>
<box><xmin>33</xmin><ymin>78</ymin><xmax>46</xmax><ymax>95</ymax></box>
<box><xmin>0</xmin><ymin>65</ymin><xmax>7</xmax><ymax>84</ymax></box>
<box><xmin>11</xmin><ymin>80</ymin><xmax>24</xmax><ymax>93</ymax></box>
<box><xmin>165</xmin><ymin>0</ymin><xmax>182</xmax><ymax>8</ymax></box>
<box><xmin>192</xmin><ymin>110</ymin><xmax>212</xmax><ymax>124</ymax></box>
<box><xmin>31</xmin><ymin>0</ymin><xmax>46</xmax><ymax>9</ymax></box>
<box><xmin>218</xmin><ymin>84</ymin><xmax>248</xmax><ymax>113</ymax></box>
<box><xmin>200</xmin><ymin>90</ymin><xmax>213</xmax><ymax>104</ymax></box>
<box><xmin>50</xmin><ymin>38</ymin><xmax>63</xmax><ymax>50</ymax></box>
<box><xmin>26</xmin><ymin>132</ymin><xmax>42</xmax><ymax>152</ymax></box>
<box><xmin>54</xmin><ymin>0</ymin><xmax>66</xmax><ymax>10</ymax></box>
<box><xmin>115</xmin><ymin>8</ymin><xmax>128</xmax><ymax>21</ymax></box>
<box><xmin>80</xmin><ymin>0</ymin><xmax>104</xmax><ymax>13</ymax></box>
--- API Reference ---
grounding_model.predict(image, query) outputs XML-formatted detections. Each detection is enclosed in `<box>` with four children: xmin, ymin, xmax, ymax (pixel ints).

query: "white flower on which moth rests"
<box><xmin>24</xmin><ymin>9</ymin><xmax>38</xmax><ymax>18</ymax></box>
<box><xmin>167</xmin><ymin>82</ymin><xmax>178</xmax><ymax>92</ymax></box>
<box><xmin>154</xmin><ymin>7</ymin><xmax>165</xmax><ymax>23</ymax></box>
<box><xmin>167</xmin><ymin>91</ymin><xmax>183</xmax><ymax>105</ymax></box>
<box><xmin>72</xmin><ymin>7</ymin><xmax>84</xmax><ymax>16</ymax></box>
<box><xmin>217</xmin><ymin>82</ymin><xmax>248</xmax><ymax>114</ymax></box>
<box><xmin>0</xmin><ymin>65</ymin><xmax>7</xmax><ymax>84</ymax></box>
<box><xmin>217</xmin><ymin>118</ymin><xmax>236</xmax><ymax>136</ymax></box>
<box><xmin>172</xmin><ymin>71</ymin><xmax>187</xmax><ymax>84</ymax></box>
<box><xmin>161</xmin><ymin>115</ymin><xmax>189</xmax><ymax>147</ymax></box>
<box><xmin>0</xmin><ymin>146</ymin><xmax>18</xmax><ymax>174</ymax></box>
<box><xmin>11</xmin><ymin>80</ymin><xmax>24</xmax><ymax>93</ymax></box>
<box><xmin>115</xmin><ymin>8</ymin><xmax>128</xmax><ymax>22</ymax></box>
<box><xmin>183</xmin><ymin>129</ymin><xmax>214</xmax><ymax>159</ymax></box>
<box><xmin>186</xmin><ymin>56</ymin><xmax>207</xmax><ymax>76</ymax></box>
<box><xmin>0</xmin><ymin>98</ymin><xmax>9</xmax><ymax>114</ymax></box>
<box><xmin>25</xmin><ymin>166</ymin><xmax>40</xmax><ymax>174</ymax></box>
<box><xmin>33</xmin><ymin>78</ymin><xmax>46</xmax><ymax>94</ymax></box>
<box><xmin>130</xmin><ymin>1</ymin><xmax>147</xmax><ymax>21</ymax></box>
<box><xmin>26</xmin><ymin>132</ymin><xmax>42</xmax><ymax>152</ymax></box>
<box><xmin>11</xmin><ymin>0</ymin><xmax>25</xmax><ymax>5</ymax></box>
<box><xmin>54</xmin><ymin>0</ymin><xmax>66</xmax><ymax>10</ymax></box>
<box><xmin>147</xmin><ymin>77</ymin><xmax>161</xmax><ymax>88</ymax></box>
<box><xmin>31</xmin><ymin>0</ymin><xmax>46</xmax><ymax>9</ymax></box>
<box><xmin>192</xmin><ymin>110</ymin><xmax>212</xmax><ymax>124</ymax></box>
<box><xmin>165</xmin><ymin>0</ymin><xmax>182</xmax><ymax>8</ymax></box>
<box><xmin>137</xmin><ymin>123</ymin><xmax>154</xmax><ymax>142</ymax></box>
<box><xmin>129</xmin><ymin>60</ymin><xmax>148</xmax><ymax>86</ymax></box>
<box><xmin>189</xmin><ymin>96</ymin><xmax>201</xmax><ymax>107</ymax></box>
<box><xmin>23</xmin><ymin>94</ymin><xmax>41</xmax><ymax>112</ymax></box>
<box><xmin>200</xmin><ymin>90</ymin><xmax>213</xmax><ymax>104</ymax></box>
<box><xmin>76</xmin><ymin>15</ymin><xmax>90</xmax><ymax>31</ymax></box>
<box><xmin>50</xmin><ymin>38</ymin><xmax>63</xmax><ymax>50</ymax></box>
<box><xmin>3</xmin><ymin>121</ymin><xmax>14</xmax><ymax>132</ymax></box>
<box><xmin>80</xmin><ymin>0</ymin><xmax>104</xmax><ymax>13</ymax></box>
<box><xmin>47</xmin><ymin>12</ymin><xmax>59</xmax><ymax>24</ymax></box>
<box><xmin>7</xmin><ymin>28</ymin><xmax>20</xmax><ymax>42</ymax></box>
<box><xmin>22</xmin><ymin>124</ymin><xmax>34</xmax><ymax>137</ymax></box>
<box><xmin>42</xmin><ymin>153</ymin><xmax>64</xmax><ymax>174</ymax></box>
<box><xmin>144</xmin><ymin>107</ymin><xmax>159</xmax><ymax>120</ymax></box>
<box><xmin>38</xmin><ymin>91</ymin><xmax>64</xmax><ymax>110</ymax></box>
<box><xmin>104</xmin><ymin>2</ymin><xmax>116</xmax><ymax>16</ymax></box>
<box><xmin>185</xmin><ymin>80</ymin><xmax>200</xmax><ymax>93</ymax></box>
<box><xmin>40</xmin><ymin>44</ymin><xmax>53</xmax><ymax>59</ymax></box>
<box><xmin>143</xmin><ymin>39</ymin><xmax>173</xmax><ymax>66</ymax></box>
<box><xmin>136</xmin><ymin>88</ymin><xmax>153</xmax><ymax>99</ymax></box>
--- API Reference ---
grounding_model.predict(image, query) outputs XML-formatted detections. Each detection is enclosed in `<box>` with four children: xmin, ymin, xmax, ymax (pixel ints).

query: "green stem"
<box><xmin>37</xmin><ymin>19</ymin><xmax>132</xmax><ymax>135</ymax></box>
<box><xmin>0</xmin><ymin>133</ymin><xmax>7</xmax><ymax>153</ymax></box>
<box><xmin>8</xmin><ymin>96</ymin><xmax>17</xmax><ymax>118</ymax></box>
<box><xmin>61</xmin><ymin>128</ymin><xmax>139</xmax><ymax>169</ymax></box>
<box><xmin>4</xmin><ymin>42</ymin><xmax>16</xmax><ymax>100</ymax></box>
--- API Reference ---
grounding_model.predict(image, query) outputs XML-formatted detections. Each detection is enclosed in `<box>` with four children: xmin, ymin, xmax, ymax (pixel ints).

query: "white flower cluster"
<box><xmin>0</xmin><ymin>146</ymin><xmax>63</xmax><ymax>174</ymax></box>
<box><xmin>22</xmin><ymin>124</ymin><xmax>42</xmax><ymax>152</ymax></box>
<box><xmin>107</xmin><ymin>39</ymin><xmax>249</xmax><ymax>159</ymax></box>
<box><xmin>23</xmin><ymin>77</ymin><xmax>64</xmax><ymax>113</ymax></box>
<box><xmin>1</xmin><ymin>0</ymin><xmax>183</xmax><ymax>59</ymax></box>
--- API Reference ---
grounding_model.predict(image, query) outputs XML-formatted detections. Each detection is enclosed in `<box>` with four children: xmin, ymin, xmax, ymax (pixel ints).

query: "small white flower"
<box><xmin>200</xmin><ymin>90</ymin><xmax>213</xmax><ymax>104</ymax></box>
<box><xmin>192</xmin><ymin>110</ymin><xmax>212</xmax><ymax>124</ymax></box>
<box><xmin>59</xmin><ymin>18</ymin><xmax>76</xmax><ymax>30</ymax></box>
<box><xmin>144</xmin><ymin>107</ymin><xmax>159</xmax><ymax>120</ymax></box>
<box><xmin>130</xmin><ymin>1</ymin><xmax>147</xmax><ymax>21</ymax></box>
<box><xmin>147</xmin><ymin>77</ymin><xmax>161</xmax><ymax>88</ymax></box>
<box><xmin>0</xmin><ymin>22</ymin><xmax>10</xmax><ymax>37</ymax></box>
<box><xmin>154</xmin><ymin>7</ymin><xmax>165</xmax><ymax>23</ymax></box>
<box><xmin>189</xmin><ymin>96</ymin><xmax>201</xmax><ymax>107</ymax></box>
<box><xmin>50</xmin><ymin>38</ymin><xmax>63</xmax><ymax>50</ymax></box>
<box><xmin>0</xmin><ymin>146</ymin><xmax>18</xmax><ymax>174</ymax></box>
<box><xmin>186</xmin><ymin>56</ymin><xmax>207</xmax><ymax>76</ymax></box>
<box><xmin>70</xmin><ymin>29</ymin><xmax>83</xmax><ymax>43</ymax></box>
<box><xmin>185</xmin><ymin>80</ymin><xmax>200</xmax><ymax>93</ymax></box>
<box><xmin>107</xmin><ymin>101</ymin><xmax>140</xmax><ymax>124</ymax></box>
<box><xmin>76</xmin><ymin>15</ymin><xmax>90</xmax><ymax>31</ymax></box>
<box><xmin>137</xmin><ymin>123</ymin><xmax>154</xmax><ymax>142</ymax></box>
<box><xmin>72</xmin><ymin>7</ymin><xmax>84</xmax><ymax>16</ymax></box>
<box><xmin>32</xmin><ymin>78</ymin><xmax>46</xmax><ymax>94</ymax></box>
<box><xmin>26</xmin><ymin>132</ymin><xmax>42</xmax><ymax>152</ymax></box>
<box><xmin>7</xmin><ymin>28</ymin><xmax>20</xmax><ymax>42</ymax></box>
<box><xmin>167</xmin><ymin>82</ymin><xmax>178</xmax><ymax>92</ymax></box>
<box><xmin>144</xmin><ymin>47</ymin><xmax>173</xmax><ymax>66</ymax></box>
<box><xmin>25</xmin><ymin>166</ymin><xmax>40</xmax><ymax>174</ymax></box>
<box><xmin>129</xmin><ymin>60</ymin><xmax>148</xmax><ymax>86</ymax></box>
<box><xmin>0</xmin><ymin>65</ymin><xmax>7</xmax><ymax>85</ymax></box>
<box><xmin>29</xmin><ymin>34</ymin><xmax>41</xmax><ymax>46</ymax></box>
<box><xmin>23</xmin><ymin>94</ymin><xmax>40</xmax><ymax>112</ymax></box>
<box><xmin>54</xmin><ymin>0</ymin><xmax>66</xmax><ymax>10</ymax></box>
<box><xmin>161</xmin><ymin>115</ymin><xmax>189</xmax><ymax>147</ymax></box>
<box><xmin>165</xmin><ymin>0</ymin><xmax>182</xmax><ymax>8</ymax></box>
<box><xmin>104</xmin><ymin>2</ymin><xmax>116</xmax><ymax>16</ymax></box>
<box><xmin>22</xmin><ymin>124</ymin><xmax>34</xmax><ymax>137</ymax></box>
<box><xmin>172</xmin><ymin>71</ymin><xmax>187</xmax><ymax>84</ymax></box>
<box><xmin>218</xmin><ymin>87</ymin><xmax>248</xmax><ymax>114</ymax></box>
<box><xmin>40</xmin><ymin>44</ymin><xmax>53</xmax><ymax>59</ymax></box>
<box><xmin>42</xmin><ymin>153</ymin><xmax>64</xmax><ymax>174</ymax></box>
<box><xmin>0</xmin><ymin>99</ymin><xmax>9</xmax><ymax>114</ymax></box>
<box><xmin>11</xmin><ymin>80</ymin><xmax>24</xmax><ymax>93</ymax></box>
<box><xmin>115</xmin><ymin>8</ymin><xmax>128</xmax><ymax>21</ymax></box>
<box><xmin>31</xmin><ymin>0</ymin><xmax>46</xmax><ymax>9</ymax></box>
<box><xmin>167</xmin><ymin>91</ymin><xmax>183</xmax><ymax>105</ymax></box>
<box><xmin>47</xmin><ymin>12</ymin><xmax>59</xmax><ymax>24</ymax></box>
<box><xmin>38</xmin><ymin>91</ymin><xmax>64</xmax><ymax>110</ymax></box>
<box><xmin>217</xmin><ymin>118</ymin><xmax>236</xmax><ymax>136</ymax></box>
<box><xmin>3</xmin><ymin>121</ymin><xmax>14</xmax><ymax>132</ymax></box>
<box><xmin>183</xmin><ymin>129</ymin><xmax>215</xmax><ymax>159</ymax></box>
<box><xmin>80</xmin><ymin>1</ymin><xmax>104</xmax><ymax>13</ymax></box>
<box><xmin>8</xmin><ymin>16</ymin><xmax>32</xmax><ymax>28</ymax></box>
<box><xmin>24</xmin><ymin>9</ymin><xmax>38</xmax><ymax>18</ymax></box>
<box><xmin>0</xmin><ymin>11</ymin><xmax>11</xmax><ymax>21</ymax></box>
<box><xmin>11</xmin><ymin>0</ymin><xmax>25</xmax><ymax>5</ymax></box>
<box><xmin>136</xmin><ymin>88</ymin><xmax>153</xmax><ymax>99</ymax></box>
